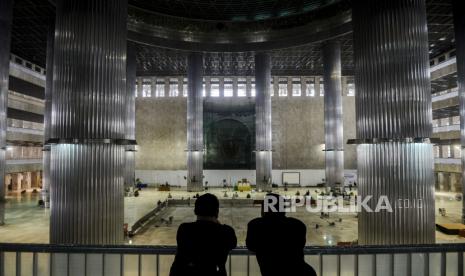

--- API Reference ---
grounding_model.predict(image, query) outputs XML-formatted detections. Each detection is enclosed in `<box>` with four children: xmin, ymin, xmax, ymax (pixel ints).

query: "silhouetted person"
<box><xmin>246</xmin><ymin>193</ymin><xmax>316</xmax><ymax>276</ymax></box>
<box><xmin>170</xmin><ymin>193</ymin><xmax>237</xmax><ymax>276</ymax></box>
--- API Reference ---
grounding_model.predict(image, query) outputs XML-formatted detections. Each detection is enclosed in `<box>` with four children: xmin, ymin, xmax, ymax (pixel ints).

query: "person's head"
<box><xmin>194</xmin><ymin>193</ymin><xmax>220</xmax><ymax>218</ymax></box>
<box><xmin>261</xmin><ymin>193</ymin><xmax>286</xmax><ymax>218</ymax></box>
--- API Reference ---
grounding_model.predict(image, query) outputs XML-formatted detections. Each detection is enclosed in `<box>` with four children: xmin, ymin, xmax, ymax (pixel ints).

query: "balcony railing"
<box><xmin>1</xmin><ymin>243</ymin><xmax>464</xmax><ymax>276</ymax></box>
<box><xmin>435</xmin><ymin>158</ymin><xmax>462</xmax><ymax>165</ymax></box>
<box><xmin>432</xmin><ymin>90</ymin><xmax>458</xmax><ymax>102</ymax></box>
<box><xmin>433</xmin><ymin>125</ymin><xmax>460</xmax><ymax>133</ymax></box>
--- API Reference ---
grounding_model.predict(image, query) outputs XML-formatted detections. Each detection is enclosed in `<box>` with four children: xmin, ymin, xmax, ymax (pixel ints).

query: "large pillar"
<box><xmin>0</xmin><ymin>0</ymin><xmax>13</xmax><ymax>225</ymax></box>
<box><xmin>49</xmin><ymin>0</ymin><xmax>127</xmax><ymax>244</ymax></box>
<box><xmin>42</xmin><ymin>21</ymin><xmax>54</xmax><ymax>208</ymax></box>
<box><xmin>354</xmin><ymin>0</ymin><xmax>435</xmax><ymax>245</ymax></box>
<box><xmin>322</xmin><ymin>41</ymin><xmax>344</xmax><ymax>191</ymax></box>
<box><xmin>255</xmin><ymin>53</ymin><xmax>272</xmax><ymax>191</ymax></box>
<box><xmin>453</xmin><ymin>0</ymin><xmax>465</xmax><ymax>223</ymax></box>
<box><xmin>125</xmin><ymin>43</ymin><xmax>136</xmax><ymax>189</ymax></box>
<box><xmin>187</xmin><ymin>52</ymin><xmax>204</xmax><ymax>192</ymax></box>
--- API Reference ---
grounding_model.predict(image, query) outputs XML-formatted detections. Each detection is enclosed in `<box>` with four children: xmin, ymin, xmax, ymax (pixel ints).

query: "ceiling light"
<box><xmin>439</xmin><ymin>37</ymin><xmax>446</xmax><ymax>41</ymax></box>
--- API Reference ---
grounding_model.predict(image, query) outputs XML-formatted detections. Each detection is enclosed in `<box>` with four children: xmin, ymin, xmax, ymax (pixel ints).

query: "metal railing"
<box><xmin>1</xmin><ymin>243</ymin><xmax>465</xmax><ymax>276</ymax></box>
<box><xmin>433</xmin><ymin>124</ymin><xmax>460</xmax><ymax>133</ymax></box>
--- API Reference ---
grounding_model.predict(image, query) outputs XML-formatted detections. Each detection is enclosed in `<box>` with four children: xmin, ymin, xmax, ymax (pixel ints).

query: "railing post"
<box><xmin>459</xmin><ymin>251</ymin><xmax>463</xmax><ymax>276</ymax></box>
<box><xmin>247</xmin><ymin>253</ymin><xmax>250</xmax><ymax>276</ymax></box>
<box><xmin>120</xmin><ymin>254</ymin><xmax>124</xmax><ymax>276</ymax></box>
<box><xmin>424</xmin><ymin>253</ymin><xmax>429</xmax><ymax>276</ymax></box>
<box><xmin>156</xmin><ymin>254</ymin><xmax>160</xmax><ymax>276</ymax></box>
<box><xmin>15</xmin><ymin>252</ymin><xmax>21</xmax><ymax>276</ymax></box>
<box><xmin>32</xmin><ymin>252</ymin><xmax>38</xmax><ymax>276</ymax></box>
<box><xmin>0</xmin><ymin>252</ymin><xmax>3</xmax><ymax>276</ymax></box>
<box><xmin>138</xmin><ymin>254</ymin><xmax>142</xmax><ymax>276</ymax></box>
<box><xmin>441</xmin><ymin>252</ymin><xmax>446</xmax><ymax>276</ymax></box>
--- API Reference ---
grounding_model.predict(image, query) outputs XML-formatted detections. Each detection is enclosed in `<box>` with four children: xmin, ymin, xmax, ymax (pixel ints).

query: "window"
<box><xmin>142</xmin><ymin>83</ymin><xmax>151</xmax><ymax>97</ymax></box>
<box><xmin>238</xmin><ymin>78</ymin><xmax>247</xmax><ymax>97</ymax></box>
<box><xmin>224</xmin><ymin>78</ymin><xmax>233</xmax><ymax>97</ymax></box>
<box><xmin>251</xmin><ymin>83</ymin><xmax>256</xmax><ymax>97</ymax></box>
<box><xmin>453</xmin><ymin>145</ymin><xmax>461</xmax><ymax>158</ymax></box>
<box><xmin>433</xmin><ymin>146</ymin><xmax>440</xmax><ymax>158</ymax></box>
<box><xmin>183</xmin><ymin>78</ymin><xmax>188</xmax><ymax>97</ymax></box>
<box><xmin>443</xmin><ymin>145</ymin><xmax>451</xmax><ymax>158</ymax></box>
<box><xmin>440</xmin><ymin>118</ymin><xmax>449</xmax><ymax>126</ymax></box>
<box><xmin>169</xmin><ymin>78</ymin><xmax>178</xmax><ymax>97</ymax></box>
<box><xmin>211</xmin><ymin>78</ymin><xmax>220</xmax><ymax>97</ymax></box>
<box><xmin>292</xmin><ymin>77</ymin><xmax>301</xmax><ymax>96</ymax></box>
<box><xmin>320</xmin><ymin>79</ymin><xmax>325</xmax><ymax>96</ymax></box>
<box><xmin>278</xmin><ymin>78</ymin><xmax>287</xmax><ymax>97</ymax></box>
<box><xmin>270</xmin><ymin>79</ymin><xmax>274</xmax><ymax>96</ymax></box>
<box><xmin>348</xmin><ymin>83</ymin><xmax>355</xmax><ymax>96</ymax></box>
<box><xmin>306</xmin><ymin>79</ymin><xmax>315</xmax><ymax>96</ymax></box>
<box><xmin>155</xmin><ymin>79</ymin><xmax>165</xmax><ymax>97</ymax></box>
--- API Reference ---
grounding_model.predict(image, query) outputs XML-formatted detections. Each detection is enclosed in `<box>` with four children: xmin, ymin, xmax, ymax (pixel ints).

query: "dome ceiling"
<box><xmin>129</xmin><ymin>0</ymin><xmax>342</xmax><ymax>22</ymax></box>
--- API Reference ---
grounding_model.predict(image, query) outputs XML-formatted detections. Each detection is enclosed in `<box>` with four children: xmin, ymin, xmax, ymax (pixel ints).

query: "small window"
<box><xmin>278</xmin><ymin>78</ymin><xmax>287</xmax><ymax>97</ymax></box>
<box><xmin>292</xmin><ymin>77</ymin><xmax>301</xmax><ymax>96</ymax></box>
<box><xmin>211</xmin><ymin>78</ymin><xmax>220</xmax><ymax>97</ymax></box>
<box><xmin>155</xmin><ymin>80</ymin><xmax>165</xmax><ymax>97</ymax></box>
<box><xmin>306</xmin><ymin>79</ymin><xmax>315</xmax><ymax>97</ymax></box>
<box><xmin>224</xmin><ymin>78</ymin><xmax>233</xmax><ymax>97</ymax></box>
<box><xmin>183</xmin><ymin>78</ymin><xmax>188</xmax><ymax>97</ymax></box>
<box><xmin>438</xmin><ymin>55</ymin><xmax>446</xmax><ymax>63</ymax></box>
<box><xmin>169</xmin><ymin>78</ymin><xmax>178</xmax><ymax>97</ymax></box>
<box><xmin>449</xmin><ymin>50</ymin><xmax>456</xmax><ymax>58</ymax></box>
<box><xmin>142</xmin><ymin>84</ymin><xmax>151</xmax><ymax>97</ymax></box>
<box><xmin>348</xmin><ymin>83</ymin><xmax>355</xmax><ymax>96</ymax></box>
<box><xmin>238</xmin><ymin>78</ymin><xmax>247</xmax><ymax>97</ymax></box>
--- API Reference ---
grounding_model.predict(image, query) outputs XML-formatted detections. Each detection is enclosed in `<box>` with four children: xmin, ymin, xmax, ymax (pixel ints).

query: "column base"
<box><xmin>50</xmin><ymin>143</ymin><xmax>125</xmax><ymax>245</ymax></box>
<box><xmin>357</xmin><ymin>142</ymin><xmax>435</xmax><ymax>245</ymax></box>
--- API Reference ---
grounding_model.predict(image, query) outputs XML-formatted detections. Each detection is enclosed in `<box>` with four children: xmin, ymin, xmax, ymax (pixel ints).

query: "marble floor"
<box><xmin>1</xmin><ymin>187</ymin><xmax>465</xmax><ymax>245</ymax></box>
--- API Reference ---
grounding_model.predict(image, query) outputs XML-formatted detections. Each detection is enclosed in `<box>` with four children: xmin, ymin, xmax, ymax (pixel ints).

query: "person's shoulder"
<box><xmin>178</xmin><ymin>222</ymin><xmax>195</xmax><ymax>231</ymax></box>
<box><xmin>247</xmin><ymin>217</ymin><xmax>264</xmax><ymax>226</ymax></box>
<box><xmin>286</xmin><ymin>217</ymin><xmax>306</xmax><ymax>229</ymax></box>
<box><xmin>220</xmin><ymin>224</ymin><xmax>236</xmax><ymax>234</ymax></box>
<box><xmin>247</xmin><ymin>217</ymin><xmax>265</xmax><ymax>230</ymax></box>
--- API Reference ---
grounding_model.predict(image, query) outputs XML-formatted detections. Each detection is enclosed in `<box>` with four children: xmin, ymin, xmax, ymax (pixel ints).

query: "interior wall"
<box><xmin>136</xmin><ymin>98</ymin><xmax>187</xmax><ymax>170</ymax></box>
<box><xmin>135</xmin><ymin>169</ymin><xmax>358</xmax><ymax>187</ymax></box>
<box><xmin>135</xmin><ymin>96</ymin><xmax>357</xmax><ymax>172</ymax></box>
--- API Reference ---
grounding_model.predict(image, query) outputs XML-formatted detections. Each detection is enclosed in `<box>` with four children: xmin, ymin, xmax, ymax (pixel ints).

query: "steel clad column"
<box><xmin>322</xmin><ymin>41</ymin><xmax>344</xmax><ymax>191</ymax></box>
<box><xmin>453</xmin><ymin>0</ymin><xmax>465</xmax><ymax>223</ymax></box>
<box><xmin>353</xmin><ymin>0</ymin><xmax>434</xmax><ymax>245</ymax></box>
<box><xmin>43</xmin><ymin>21</ymin><xmax>54</xmax><ymax>208</ymax></box>
<box><xmin>255</xmin><ymin>53</ymin><xmax>272</xmax><ymax>191</ymax></box>
<box><xmin>125</xmin><ymin>43</ymin><xmax>136</xmax><ymax>189</ymax></box>
<box><xmin>187</xmin><ymin>52</ymin><xmax>204</xmax><ymax>192</ymax></box>
<box><xmin>49</xmin><ymin>0</ymin><xmax>127</xmax><ymax>244</ymax></box>
<box><xmin>0</xmin><ymin>0</ymin><xmax>13</xmax><ymax>225</ymax></box>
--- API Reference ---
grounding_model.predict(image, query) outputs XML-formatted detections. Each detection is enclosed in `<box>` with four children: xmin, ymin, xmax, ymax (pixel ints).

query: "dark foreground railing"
<box><xmin>1</xmin><ymin>243</ymin><xmax>465</xmax><ymax>276</ymax></box>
